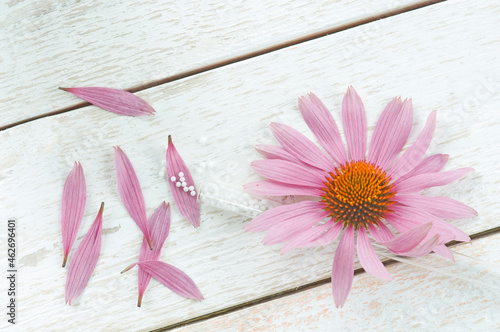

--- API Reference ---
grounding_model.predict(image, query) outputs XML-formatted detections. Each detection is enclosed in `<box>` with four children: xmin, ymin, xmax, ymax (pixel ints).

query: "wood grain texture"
<box><xmin>0</xmin><ymin>0</ymin><xmax>427</xmax><ymax>127</ymax></box>
<box><xmin>176</xmin><ymin>232</ymin><xmax>500</xmax><ymax>331</ymax></box>
<box><xmin>1</xmin><ymin>0</ymin><xmax>499</xmax><ymax>330</ymax></box>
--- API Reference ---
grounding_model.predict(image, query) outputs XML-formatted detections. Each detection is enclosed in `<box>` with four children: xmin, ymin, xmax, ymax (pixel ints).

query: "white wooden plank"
<box><xmin>1</xmin><ymin>0</ymin><xmax>499</xmax><ymax>330</ymax></box>
<box><xmin>177</xmin><ymin>232</ymin><xmax>500</xmax><ymax>331</ymax></box>
<box><xmin>0</xmin><ymin>0</ymin><xmax>428</xmax><ymax>127</ymax></box>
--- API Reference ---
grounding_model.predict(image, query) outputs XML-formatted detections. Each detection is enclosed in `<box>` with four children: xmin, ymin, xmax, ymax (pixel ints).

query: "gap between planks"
<box><xmin>152</xmin><ymin>226</ymin><xmax>500</xmax><ymax>332</ymax></box>
<box><xmin>0</xmin><ymin>0</ymin><xmax>445</xmax><ymax>132</ymax></box>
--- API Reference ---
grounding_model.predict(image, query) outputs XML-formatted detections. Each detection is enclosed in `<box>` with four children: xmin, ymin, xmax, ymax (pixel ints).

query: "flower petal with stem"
<box><xmin>114</xmin><ymin>146</ymin><xmax>152</xmax><ymax>249</ymax></box>
<box><xmin>59</xmin><ymin>87</ymin><xmax>155</xmax><ymax>116</ymax></box>
<box><xmin>122</xmin><ymin>260</ymin><xmax>203</xmax><ymax>301</ymax></box>
<box><xmin>65</xmin><ymin>202</ymin><xmax>104</xmax><ymax>305</ymax></box>
<box><xmin>137</xmin><ymin>202</ymin><xmax>171</xmax><ymax>307</ymax></box>
<box><xmin>61</xmin><ymin>161</ymin><xmax>86</xmax><ymax>268</ymax></box>
<box><xmin>166</xmin><ymin>136</ymin><xmax>201</xmax><ymax>227</ymax></box>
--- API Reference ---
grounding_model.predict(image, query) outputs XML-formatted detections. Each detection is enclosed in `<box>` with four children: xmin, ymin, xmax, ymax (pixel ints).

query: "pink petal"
<box><xmin>244</xmin><ymin>180</ymin><xmax>323</xmax><ymax>197</ymax></box>
<box><xmin>298</xmin><ymin>93</ymin><xmax>348</xmax><ymax>165</ymax></box>
<box><xmin>251</xmin><ymin>159</ymin><xmax>327</xmax><ymax>187</ymax></box>
<box><xmin>332</xmin><ymin>225</ymin><xmax>355</xmax><ymax>308</ymax></box>
<box><xmin>60</xmin><ymin>87</ymin><xmax>155</xmax><ymax>116</ymax></box>
<box><xmin>136</xmin><ymin>260</ymin><xmax>203</xmax><ymax>301</ymax></box>
<box><xmin>381</xmin><ymin>222</ymin><xmax>432</xmax><ymax>254</ymax></box>
<box><xmin>368</xmin><ymin>98</ymin><xmax>413</xmax><ymax>170</ymax></box>
<box><xmin>137</xmin><ymin>202</ymin><xmax>171</xmax><ymax>307</ymax></box>
<box><xmin>386</xmin><ymin>213</ymin><xmax>455</xmax><ymax>245</ymax></box>
<box><xmin>65</xmin><ymin>202</ymin><xmax>104</xmax><ymax>305</ymax></box>
<box><xmin>166</xmin><ymin>136</ymin><xmax>201</xmax><ymax>227</ymax></box>
<box><xmin>280</xmin><ymin>220</ymin><xmax>335</xmax><ymax>254</ymax></box>
<box><xmin>114</xmin><ymin>146</ymin><xmax>152</xmax><ymax>248</ymax></box>
<box><xmin>303</xmin><ymin>221</ymin><xmax>343</xmax><ymax>247</ymax></box>
<box><xmin>61</xmin><ymin>162</ymin><xmax>86</xmax><ymax>267</ymax></box>
<box><xmin>394</xmin><ymin>168</ymin><xmax>473</xmax><ymax>194</ymax></box>
<box><xmin>433</xmin><ymin>244</ymin><xmax>455</xmax><ymax>261</ymax></box>
<box><xmin>389</xmin><ymin>111</ymin><xmax>437</xmax><ymax>179</ymax></box>
<box><xmin>399</xmin><ymin>234</ymin><xmax>440</xmax><ymax>257</ymax></box>
<box><xmin>270</xmin><ymin>122</ymin><xmax>335</xmax><ymax>171</ymax></box>
<box><xmin>368</xmin><ymin>222</ymin><xmax>394</xmax><ymax>243</ymax></box>
<box><xmin>393</xmin><ymin>154</ymin><xmax>449</xmax><ymax>184</ymax></box>
<box><xmin>255</xmin><ymin>145</ymin><xmax>302</xmax><ymax>164</ymax></box>
<box><xmin>341</xmin><ymin>86</ymin><xmax>367</xmax><ymax>161</ymax></box>
<box><xmin>390</xmin><ymin>204</ymin><xmax>470</xmax><ymax>242</ymax></box>
<box><xmin>393</xmin><ymin>195</ymin><xmax>477</xmax><ymax>219</ymax></box>
<box><xmin>245</xmin><ymin>201</ymin><xmax>325</xmax><ymax>232</ymax></box>
<box><xmin>263</xmin><ymin>208</ymin><xmax>329</xmax><ymax>245</ymax></box>
<box><xmin>357</xmin><ymin>227</ymin><xmax>391</xmax><ymax>281</ymax></box>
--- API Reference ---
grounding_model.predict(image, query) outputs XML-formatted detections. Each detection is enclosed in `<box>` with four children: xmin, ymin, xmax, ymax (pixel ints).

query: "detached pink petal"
<box><xmin>298</xmin><ymin>93</ymin><xmax>348</xmax><ymax>165</ymax></box>
<box><xmin>136</xmin><ymin>260</ymin><xmax>203</xmax><ymax>301</ymax></box>
<box><xmin>114</xmin><ymin>146</ymin><xmax>152</xmax><ymax>249</ymax></box>
<box><xmin>332</xmin><ymin>226</ymin><xmax>355</xmax><ymax>308</ymax></box>
<box><xmin>251</xmin><ymin>159</ymin><xmax>327</xmax><ymax>187</ymax></box>
<box><xmin>357</xmin><ymin>227</ymin><xmax>391</xmax><ymax>281</ymax></box>
<box><xmin>342</xmin><ymin>86</ymin><xmax>367</xmax><ymax>161</ymax></box>
<box><xmin>137</xmin><ymin>202</ymin><xmax>171</xmax><ymax>307</ymax></box>
<box><xmin>166</xmin><ymin>136</ymin><xmax>200</xmax><ymax>227</ymax></box>
<box><xmin>394</xmin><ymin>168</ymin><xmax>473</xmax><ymax>194</ymax></box>
<box><xmin>244</xmin><ymin>180</ymin><xmax>323</xmax><ymax>197</ymax></box>
<box><xmin>270</xmin><ymin>122</ymin><xmax>335</xmax><ymax>171</ymax></box>
<box><xmin>368</xmin><ymin>98</ymin><xmax>413</xmax><ymax>170</ymax></box>
<box><xmin>382</xmin><ymin>222</ymin><xmax>432</xmax><ymax>254</ymax></box>
<box><xmin>65</xmin><ymin>202</ymin><xmax>104</xmax><ymax>305</ymax></box>
<box><xmin>61</xmin><ymin>162</ymin><xmax>86</xmax><ymax>267</ymax></box>
<box><xmin>60</xmin><ymin>87</ymin><xmax>155</xmax><ymax>116</ymax></box>
<box><xmin>389</xmin><ymin>111</ymin><xmax>437</xmax><ymax>179</ymax></box>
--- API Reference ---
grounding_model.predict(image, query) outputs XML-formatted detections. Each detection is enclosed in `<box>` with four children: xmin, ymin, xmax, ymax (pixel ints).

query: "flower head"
<box><xmin>245</xmin><ymin>86</ymin><xmax>476</xmax><ymax>307</ymax></box>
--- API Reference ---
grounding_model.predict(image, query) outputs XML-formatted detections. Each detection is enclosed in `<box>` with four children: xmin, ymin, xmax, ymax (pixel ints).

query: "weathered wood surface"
<box><xmin>177</xmin><ymin>233</ymin><xmax>500</xmax><ymax>331</ymax></box>
<box><xmin>0</xmin><ymin>0</ymin><xmax>426</xmax><ymax>127</ymax></box>
<box><xmin>0</xmin><ymin>0</ymin><xmax>499</xmax><ymax>331</ymax></box>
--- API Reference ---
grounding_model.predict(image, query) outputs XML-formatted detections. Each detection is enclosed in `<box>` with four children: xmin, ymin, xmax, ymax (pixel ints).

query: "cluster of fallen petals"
<box><xmin>245</xmin><ymin>86</ymin><xmax>476</xmax><ymax>307</ymax></box>
<box><xmin>115</xmin><ymin>147</ymin><xmax>203</xmax><ymax>306</ymax></box>
<box><xmin>60</xmin><ymin>87</ymin><xmax>202</xmax><ymax>306</ymax></box>
<box><xmin>61</xmin><ymin>162</ymin><xmax>105</xmax><ymax>305</ymax></box>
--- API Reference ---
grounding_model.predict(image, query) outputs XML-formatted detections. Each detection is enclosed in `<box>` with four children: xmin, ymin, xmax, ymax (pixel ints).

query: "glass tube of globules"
<box><xmin>196</xmin><ymin>181</ymin><xmax>275</xmax><ymax>217</ymax></box>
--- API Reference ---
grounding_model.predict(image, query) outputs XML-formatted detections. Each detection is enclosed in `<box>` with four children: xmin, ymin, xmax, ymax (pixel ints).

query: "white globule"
<box><xmin>176</xmin><ymin>182</ymin><xmax>181</xmax><ymax>187</ymax></box>
<box><xmin>178</xmin><ymin>171</ymin><xmax>184</xmax><ymax>177</ymax></box>
<box><xmin>179</xmin><ymin>177</ymin><xmax>186</xmax><ymax>182</ymax></box>
<box><xmin>181</xmin><ymin>182</ymin><xmax>187</xmax><ymax>187</ymax></box>
<box><xmin>190</xmin><ymin>191</ymin><xmax>196</xmax><ymax>196</ymax></box>
<box><xmin>188</xmin><ymin>185</ymin><xmax>194</xmax><ymax>191</ymax></box>
<box><xmin>183</xmin><ymin>186</ymin><xmax>189</xmax><ymax>192</ymax></box>
<box><xmin>170</xmin><ymin>176</ymin><xmax>176</xmax><ymax>182</ymax></box>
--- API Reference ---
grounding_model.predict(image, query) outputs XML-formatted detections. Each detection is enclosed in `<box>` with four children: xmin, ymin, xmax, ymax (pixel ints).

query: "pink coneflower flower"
<box><xmin>245</xmin><ymin>86</ymin><xmax>476</xmax><ymax>307</ymax></box>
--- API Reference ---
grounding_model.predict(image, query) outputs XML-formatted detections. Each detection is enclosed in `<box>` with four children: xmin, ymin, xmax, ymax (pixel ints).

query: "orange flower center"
<box><xmin>320</xmin><ymin>160</ymin><xmax>396</xmax><ymax>230</ymax></box>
